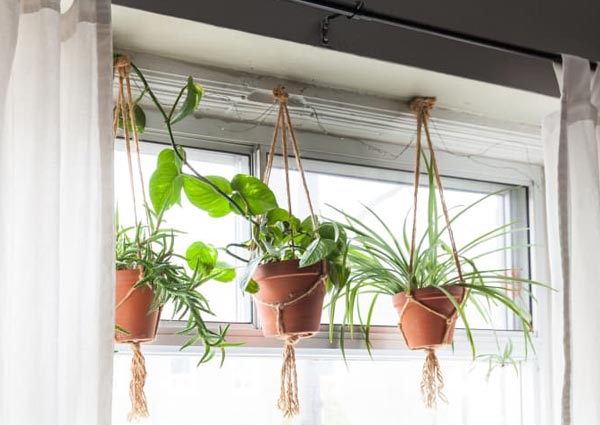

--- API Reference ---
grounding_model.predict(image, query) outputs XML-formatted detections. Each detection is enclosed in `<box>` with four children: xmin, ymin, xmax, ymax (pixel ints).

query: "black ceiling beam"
<box><xmin>288</xmin><ymin>0</ymin><xmax>566</xmax><ymax>64</ymax></box>
<box><xmin>115</xmin><ymin>0</ymin><xmax>595</xmax><ymax>97</ymax></box>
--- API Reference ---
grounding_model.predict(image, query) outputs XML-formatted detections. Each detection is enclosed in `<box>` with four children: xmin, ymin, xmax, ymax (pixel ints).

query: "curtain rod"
<box><xmin>286</xmin><ymin>0</ymin><xmax>597</xmax><ymax>69</ymax></box>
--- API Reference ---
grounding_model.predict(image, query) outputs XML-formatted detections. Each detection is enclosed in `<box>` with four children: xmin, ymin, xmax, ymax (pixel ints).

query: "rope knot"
<box><xmin>273</xmin><ymin>85</ymin><xmax>289</xmax><ymax>104</ymax></box>
<box><xmin>409</xmin><ymin>96</ymin><xmax>436</xmax><ymax>117</ymax></box>
<box><xmin>114</xmin><ymin>54</ymin><xmax>131</xmax><ymax>76</ymax></box>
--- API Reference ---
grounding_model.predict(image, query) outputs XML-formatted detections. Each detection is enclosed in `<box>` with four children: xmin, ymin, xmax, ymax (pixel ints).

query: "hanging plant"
<box><xmin>148</xmin><ymin>86</ymin><xmax>351</xmax><ymax>418</ymax></box>
<box><xmin>112</xmin><ymin>55</ymin><xmax>235</xmax><ymax>421</ymax></box>
<box><xmin>330</xmin><ymin>97</ymin><xmax>546</xmax><ymax>408</ymax></box>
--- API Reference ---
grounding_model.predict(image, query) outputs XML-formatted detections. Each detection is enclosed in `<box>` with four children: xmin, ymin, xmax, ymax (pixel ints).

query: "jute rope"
<box><xmin>127</xmin><ymin>343</ymin><xmax>149</xmax><ymax>421</ymax></box>
<box><xmin>405</xmin><ymin>97</ymin><xmax>466</xmax><ymax>408</ymax></box>
<box><xmin>114</xmin><ymin>55</ymin><xmax>154</xmax><ymax>421</ymax></box>
<box><xmin>421</xmin><ymin>348</ymin><xmax>447</xmax><ymax>409</ymax></box>
<box><xmin>254</xmin><ymin>276</ymin><xmax>326</xmax><ymax>418</ymax></box>
<box><xmin>254</xmin><ymin>86</ymin><xmax>324</xmax><ymax>417</ymax></box>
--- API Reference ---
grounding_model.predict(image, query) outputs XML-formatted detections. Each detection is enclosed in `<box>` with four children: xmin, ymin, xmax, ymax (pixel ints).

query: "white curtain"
<box><xmin>543</xmin><ymin>55</ymin><xmax>600</xmax><ymax>425</ymax></box>
<box><xmin>0</xmin><ymin>1</ymin><xmax>114</xmax><ymax>424</ymax></box>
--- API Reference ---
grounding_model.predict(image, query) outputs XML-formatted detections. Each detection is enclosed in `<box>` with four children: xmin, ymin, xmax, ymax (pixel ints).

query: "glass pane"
<box><xmin>114</xmin><ymin>142</ymin><xmax>251</xmax><ymax>323</ymax></box>
<box><xmin>112</xmin><ymin>352</ymin><xmax>535</xmax><ymax>425</ymax></box>
<box><xmin>269</xmin><ymin>159</ymin><xmax>528</xmax><ymax>330</ymax></box>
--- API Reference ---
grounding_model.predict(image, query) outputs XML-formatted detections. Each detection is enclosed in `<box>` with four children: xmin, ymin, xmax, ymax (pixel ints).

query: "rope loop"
<box><xmin>114</xmin><ymin>54</ymin><xmax>131</xmax><ymax>76</ymax></box>
<box><xmin>409</xmin><ymin>96</ymin><xmax>436</xmax><ymax>117</ymax></box>
<box><xmin>264</xmin><ymin>85</ymin><xmax>319</xmax><ymax>238</ymax></box>
<box><xmin>273</xmin><ymin>85</ymin><xmax>289</xmax><ymax>104</ymax></box>
<box><xmin>407</xmin><ymin>97</ymin><xmax>464</xmax><ymax>285</ymax></box>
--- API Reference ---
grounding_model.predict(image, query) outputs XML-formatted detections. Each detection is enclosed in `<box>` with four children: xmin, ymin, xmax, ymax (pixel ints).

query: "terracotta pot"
<box><xmin>253</xmin><ymin>259</ymin><xmax>326</xmax><ymax>338</ymax></box>
<box><xmin>114</xmin><ymin>269</ymin><xmax>161</xmax><ymax>344</ymax></box>
<box><xmin>392</xmin><ymin>285</ymin><xmax>466</xmax><ymax>350</ymax></box>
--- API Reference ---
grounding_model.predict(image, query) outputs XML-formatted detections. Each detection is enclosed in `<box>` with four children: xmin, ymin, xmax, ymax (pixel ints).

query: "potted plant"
<box><xmin>146</xmin><ymin>87</ymin><xmax>351</xmax><ymax>417</ymax></box>
<box><xmin>328</xmin><ymin>98</ymin><xmax>545</xmax><ymax>408</ymax></box>
<box><xmin>115</xmin><ymin>211</ymin><xmax>236</xmax><ymax>420</ymax></box>
<box><xmin>112</xmin><ymin>54</ymin><xmax>238</xmax><ymax>421</ymax></box>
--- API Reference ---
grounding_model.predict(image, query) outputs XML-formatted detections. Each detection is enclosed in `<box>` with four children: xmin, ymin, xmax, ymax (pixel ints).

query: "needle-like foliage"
<box><xmin>329</xmin><ymin>178</ymin><xmax>547</xmax><ymax>360</ymax></box>
<box><xmin>116</xmin><ymin>209</ymin><xmax>237</xmax><ymax>365</ymax></box>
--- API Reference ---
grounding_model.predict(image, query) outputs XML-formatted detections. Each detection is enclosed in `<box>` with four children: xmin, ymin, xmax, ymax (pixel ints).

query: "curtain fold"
<box><xmin>0</xmin><ymin>1</ymin><xmax>114</xmax><ymax>424</ymax></box>
<box><xmin>543</xmin><ymin>54</ymin><xmax>600</xmax><ymax>425</ymax></box>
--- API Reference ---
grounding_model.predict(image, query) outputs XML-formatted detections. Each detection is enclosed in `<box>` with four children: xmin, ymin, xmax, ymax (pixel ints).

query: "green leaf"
<box><xmin>300</xmin><ymin>238</ymin><xmax>337</xmax><ymax>267</ymax></box>
<box><xmin>212</xmin><ymin>263</ymin><xmax>236</xmax><ymax>282</ymax></box>
<box><xmin>266</xmin><ymin>207</ymin><xmax>290</xmax><ymax>224</ymax></box>
<box><xmin>156</xmin><ymin>148</ymin><xmax>183</xmax><ymax>171</ymax></box>
<box><xmin>149</xmin><ymin>164</ymin><xmax>183</xmax><ymax>214</ymax></box>
<box><xmin>239</xmin><ymin>257</ymin><xmax>262</xmax><ymax>293</ymax></box>
<box><xmin>171</xmin><ymin>76</ymin><xmax>204</xmax><ymax>125</ymax></box>
<box><xmin>115</xmin><ymin>103</ymin><xmax>146</xmax><ymax>134</ymax></box>
<box><xmin>231</xmin><ymin>174</ymin><xmax>277</xmax><ymax>215</ymax></box>
<box><xmin>186</xmin><ymin>241</ymin><xmax>218</xmax><ymax>274</ymax></box>
<box><xmin>115</xmin><ymin>325</ymin><xmax>130</xmax><ymax>335</ymax></box>
<box><xmin>183</xmin><ymin>175</ymin><xmax>232</xmax><ymax>217</ymax></box>
<box><xmin>246</xmin><ymin>279</ymin><xmax>259</xmax><ymax>294</ymax></box>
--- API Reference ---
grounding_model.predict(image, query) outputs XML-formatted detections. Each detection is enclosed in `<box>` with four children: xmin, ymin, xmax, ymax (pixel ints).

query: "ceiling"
<box><xmin>113</xmin><ymin>0</ymin><xmax>600</xmax><ymax>98</ymax></box>
<box><xmin>112</xmin><ymin>5</ymin><xmax>558</xmax><ymax>128</ymax></box>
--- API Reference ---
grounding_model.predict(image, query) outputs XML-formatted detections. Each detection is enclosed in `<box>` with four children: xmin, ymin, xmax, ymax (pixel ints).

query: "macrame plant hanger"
<box><xmin>113</xmin><ymin>55</ymin><xmax>155</xmax><ymax>422</ymax></box>
<box><xmin>255</xmin><ymin>86</ymin><xmax>327</xmax><ymax>418</ymax></box>
<box><xmin>405</xmin><ymin>97</ymin><xmax>467</xmax><ymax>409</ymax></box>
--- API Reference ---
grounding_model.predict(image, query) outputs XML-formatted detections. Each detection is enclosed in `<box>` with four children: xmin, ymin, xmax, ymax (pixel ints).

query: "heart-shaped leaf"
<box><xmin>299</xmin><ymin>238</ymin><xmax>337</xmax><ymax>267</ymax></box>
<box><xmin>183</xmin><ymin>175</ymin><xmax>232</xmax><ymax>217</ymax></box>
<box><xmin>186</xmin><ymin>241</ymin><xmax>218</xmax><ymax>274</ymax></box>
<box><xmin>231</xmin><ymin>174</ymin><xmax>277</xmax><ymax>215</ymax></box>
<box><xmin>149</xmin><ymin>164</ymin><xmax>183</xmax><ymax>214</ymax></box>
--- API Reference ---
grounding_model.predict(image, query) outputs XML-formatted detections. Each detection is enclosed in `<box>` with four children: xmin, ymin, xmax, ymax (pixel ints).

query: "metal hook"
<box><xmin>320</xmin><ymin>1</ymin><xmax>365</xmax><ymax>46</ymax></box>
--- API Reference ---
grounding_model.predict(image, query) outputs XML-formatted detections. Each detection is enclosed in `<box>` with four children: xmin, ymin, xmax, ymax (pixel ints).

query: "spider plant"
<box><xmin>116</xmin><ymin>209</ymin><xmax>237</xmax><ymax>365</ymax></box>
<box><xmin>330</xmin><ymin>165</ymin><xmax>544</xmax><ymax>359</ymax></box>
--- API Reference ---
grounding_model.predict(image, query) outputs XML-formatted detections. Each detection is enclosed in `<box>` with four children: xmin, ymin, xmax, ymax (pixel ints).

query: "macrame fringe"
<box><xmin>420</xmin><ymin>348</ymin><xmax>447</xmax><ymax>409</ymax></box>
<box><xmin>277</xmin><ymin>336</ymin><xmax>300</xmax><ymax>418</ymax></box>
<box><xmin>127</xmin><ymin>342</ymin><xmax>149</xmax><ymax>422</ymax></box>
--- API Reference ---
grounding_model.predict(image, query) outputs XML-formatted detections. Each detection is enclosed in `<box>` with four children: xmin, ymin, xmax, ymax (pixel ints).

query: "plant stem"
<box><xmin>129</xmin><ymin>62</ymin><xmax>256</xmax><ymax>225</ymax></box>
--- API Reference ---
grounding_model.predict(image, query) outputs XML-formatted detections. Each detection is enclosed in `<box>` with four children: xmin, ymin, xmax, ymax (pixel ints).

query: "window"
<box><xmin>113</xmin><ymin>122</ymin><xmax>545</xmax><ymax>425</ymax></box>
<box><xmin>113</xmin><ymin>84</ymin><xmax>546</xmax><ymax>425</ymax></box>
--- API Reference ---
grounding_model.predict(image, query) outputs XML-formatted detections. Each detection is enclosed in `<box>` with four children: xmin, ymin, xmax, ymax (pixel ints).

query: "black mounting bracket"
<box><xmin>320</xmin><ymin>1</ymin><xmax>364</xmax><ymax>47</ymax></box>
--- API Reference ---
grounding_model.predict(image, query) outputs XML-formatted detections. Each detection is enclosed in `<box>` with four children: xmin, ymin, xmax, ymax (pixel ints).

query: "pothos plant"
<box><xmin>116</xmin><ymin>209</ymin><xmax>237</xmax><ymax>364</ymax></box>
<box><xmin>148</xmin><ymin>150</ymin><xmax>350</xmax><ymax>294</ymax></box>
<box><xmin>121</xmin><ymin>58</ymin><xmax>350</xmax><ymax>293</ymax></box>
<box><xmin>114</xmin><ymin>54</ymin><xmax>242</xmax><ymax>363</ymax></box>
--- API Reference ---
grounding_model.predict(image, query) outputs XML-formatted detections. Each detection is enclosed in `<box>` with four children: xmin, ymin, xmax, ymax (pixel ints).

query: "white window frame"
<box><xmin>114</xmin><ymin>52</ymin><xmax>553</xmax><ymax>425</ymax></box>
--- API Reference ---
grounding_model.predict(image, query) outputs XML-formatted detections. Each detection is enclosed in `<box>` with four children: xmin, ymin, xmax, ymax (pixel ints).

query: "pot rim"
<box><xmin>254</xmin><ymin>258</ymin><xmax>324</xmax><ymax>281</ymax></box>
<box><xmin>392</xmin><ymin>285</ymin><xmax>465</xmax><ymax>302</ymax></box>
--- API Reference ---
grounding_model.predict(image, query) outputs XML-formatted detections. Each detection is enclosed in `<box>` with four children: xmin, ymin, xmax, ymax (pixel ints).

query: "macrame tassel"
<box><xmin>420</xmin><ymin>348</ymin><xmax>447</xmax><ymax>409</ymax></box>
<box><xmin>127</xmin><ymin>342</ymin><xmax>149</xmax><ymax>422</ymax></box>
<box><xmin>277</xmin><ymin>336</ymin><xmax>300</xmax><ymax>418</ymax></box>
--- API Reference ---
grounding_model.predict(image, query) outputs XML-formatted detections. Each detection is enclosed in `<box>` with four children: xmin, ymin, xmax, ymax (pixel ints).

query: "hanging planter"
<box><xmin>330</xmin><ymin>96</ymin><xmax>544</xmax><ymax>409</ymax></box>
<box><xmin>147</xmin><ymin>86</ymin><xmax>350</xmax><ymax>418</ymax></box>
<box><xmin>113</xmin><ymin>55</ymin><xmax>236</xmax><ymax>422</ymax></box>
<box><xmin>246</xmin><ymin>87</ymin><xmax>343</xmax><ymax>418</ymax></box>
<box><xmin>253</xmin><ymin>259</ymin><xmax>325</xmax><ymax>338</ymax></box>
<box><xmin>115</xmin><ymin>269</ymin><xmax>160</xmax><ymax>344</ymax></box>
<box><xmin>392</xmin><ymin>285</ymin><xmax>465</xmax><ymax>349</ymax></box>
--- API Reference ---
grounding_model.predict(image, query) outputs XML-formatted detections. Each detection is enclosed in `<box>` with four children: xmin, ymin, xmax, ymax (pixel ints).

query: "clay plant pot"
<box><xmin>253</xmin><ymin>259</ymin><xmax>326</xmax><ymax>338</ymax></box>
<box><xmin>392</xmin><ymin>285</ymin><xmax>466</xmax><ymax>350</ymax></box>
<box><xmin>114</xmin><ymin>269</ymin><xmax>161</xmax><ymax>344</ymax></box>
